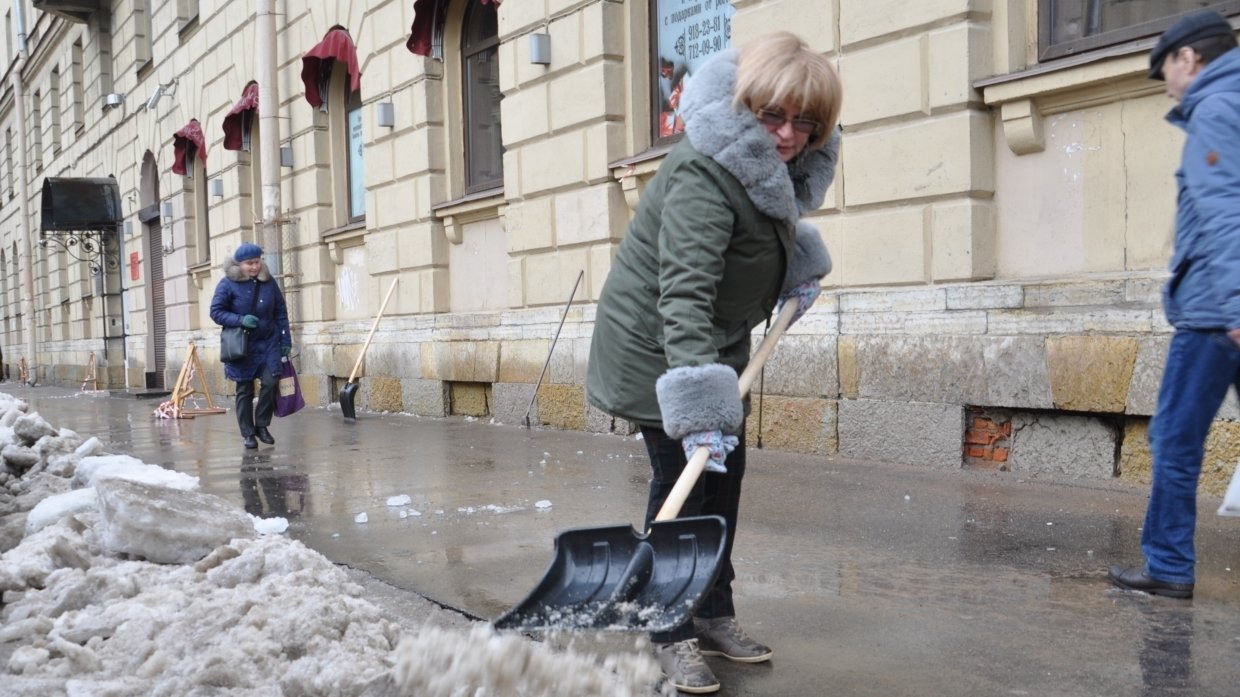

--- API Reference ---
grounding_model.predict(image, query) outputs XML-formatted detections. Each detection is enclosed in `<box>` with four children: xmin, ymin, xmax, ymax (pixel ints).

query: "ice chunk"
<box><xmin>25</xmin><ymin>488</ymin><xmax>97</xmax><ymax>534</ymax></box>
<box><xmin>13</xmin><ymin>412</ymin><xmax>57</xmax><ymax>445</ymax></box>
<box><xmin>355</xmin><ymin>512</ymin><xmax>368</xmax><ymax>524</ymax></box>
<box><xmin>73</xmin><ymin>436</ymin><xmax>107</xmax><ymax>458</ymax></box>
<box><xmin>251</xmin><ymin>515</ymin><xmax>289</xmax><ymax>535</ymax></box>
<box><xmin>95</xmin><ymin>477</ymin><xmax>254</xmax><ymax>564</ymax></box>
<box><xmin>73</xmin><ymin>455</ymin><xmax>199</xmax><ymax>491</ymax></box>
<box><xmin>534</xmin><ymin>500</ymin><xmax>552</xmax><ymax>510</ymax></box>
<box><xmin>387</xmin><ymin>494</ymin><xmax>412</xmax><ymax>507</ymax></box>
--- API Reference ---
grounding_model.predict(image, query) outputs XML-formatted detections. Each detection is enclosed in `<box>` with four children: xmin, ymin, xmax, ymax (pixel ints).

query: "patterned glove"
<box><xmin>682</xmin><ymin>429</ymin><xmax>740</xmax><ymax>474</ymax></box>
<box><xmin>241</xmin><ymin>314</ymin><xmax>259</xmax><ymax>329</ymax></box>
<box><xmin>281</xmin><ymin>345</ymin><xmax>292</xmax><ymax>357</ymax></box>
<box><xmin>777</xmin><ymin>280</ymin><xmax>821</xmax><ymax>325</ymax></box>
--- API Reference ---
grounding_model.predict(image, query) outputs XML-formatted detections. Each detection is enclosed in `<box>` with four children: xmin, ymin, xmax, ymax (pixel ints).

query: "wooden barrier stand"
<box><xmin>154</xmin><ymin>342</ymin><xmax>226</xmax><ymax>419</ymax></box>
<box><xmin>80</xmin><ymin>353</ymin><xmax>99</xmax><ymax>392</ymax></box>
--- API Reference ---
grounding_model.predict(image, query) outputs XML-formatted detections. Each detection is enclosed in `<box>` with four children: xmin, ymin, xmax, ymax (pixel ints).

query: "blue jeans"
<box><xmin>1142</xmin><ymin>329</ymin><xmax>1240</xmax><ymax>584</ymax></box>
<box><xmin>641</xmin><ymin>425</ymin><xmax>746</xmax><ymax>643</ymax></box>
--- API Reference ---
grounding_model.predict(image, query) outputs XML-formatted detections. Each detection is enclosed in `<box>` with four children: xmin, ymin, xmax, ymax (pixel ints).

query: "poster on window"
<box><xmin>654</xmin><ymin>0</ymin><xmax>734</xmax><ymax>139</ymax></box>
<box><xmin>347</xmin><ymin>106</ymin><xmax>365</xmax><ymax>219</ymax></box>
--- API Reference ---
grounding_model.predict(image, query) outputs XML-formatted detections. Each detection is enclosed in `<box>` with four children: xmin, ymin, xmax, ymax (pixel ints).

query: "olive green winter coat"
<box><xmin>586</xmin><ymin>49</ymin><xmax>840</xmax><ymax>430</ymax></box>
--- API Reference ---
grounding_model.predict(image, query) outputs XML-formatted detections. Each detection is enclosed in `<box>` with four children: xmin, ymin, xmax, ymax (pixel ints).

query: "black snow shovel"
<box><xmin>339</xmin><ymin>278</ymin><xmax>398</xmax><ymax>419</ymax></box>
<box><xmin>494</xmin><ymin>299</ymin><xmax>800</xmax><ymax>633</ymax></box>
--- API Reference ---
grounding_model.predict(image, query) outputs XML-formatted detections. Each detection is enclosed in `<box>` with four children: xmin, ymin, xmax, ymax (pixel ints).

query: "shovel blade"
<box><xmin>339</xmin><ymin>382</ymin><xmax>358</xmax><ymax>419</ymax></box>
<box><xmin>493</xmin><ymin>515</ymin><xmax>726</xmax><ymax>633</ymax></box>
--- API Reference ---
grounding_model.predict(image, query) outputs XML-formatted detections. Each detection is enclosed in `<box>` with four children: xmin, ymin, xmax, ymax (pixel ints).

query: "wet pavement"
<box><xmin>5</xmin><ymin>383</ymin><xmax>1240</xmax><ymax>696</ymax></box>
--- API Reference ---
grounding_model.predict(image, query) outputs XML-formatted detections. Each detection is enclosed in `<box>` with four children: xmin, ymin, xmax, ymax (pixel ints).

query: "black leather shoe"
<box><xmin>243</xmin><ymin>435</ymin><xmax>258</xmax><ymax>449</ymax></box>
<box><xmin>255</xmin><ymin>428</ymin><xmax>275</xmax><ymax>445</ymax></box>
<box><xmin>1108</xmin><ymin>565</ymin><xmax>1193</xmax><ymax>599</ymax></box>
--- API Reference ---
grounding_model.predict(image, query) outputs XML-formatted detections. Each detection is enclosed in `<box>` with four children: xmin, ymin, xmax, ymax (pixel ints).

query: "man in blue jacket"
<box><xmin>1110</xmin><ymin>11</ymin><xmax>1240</xmax><ymax>599</ymax></box>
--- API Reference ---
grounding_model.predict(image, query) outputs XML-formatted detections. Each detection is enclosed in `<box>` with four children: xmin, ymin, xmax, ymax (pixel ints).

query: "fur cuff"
<box><xmin>655</xmin><ymin>364</ymin><xmax>743</xmax><ymax>439</ymax></box>
<box><xmin>782</xmin><ymin>221</ymin><xmax>832</xmax><ymax>293</ymax></box>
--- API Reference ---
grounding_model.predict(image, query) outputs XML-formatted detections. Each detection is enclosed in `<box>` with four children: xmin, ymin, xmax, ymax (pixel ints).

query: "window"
<box><xmin>177</xmin><ymin>0</ymin><xmax>200</xmax><ymax>32</ymax></box>
<box><xmin>135</xmin><ymin>0</ymin><xmax>153</xmax><ymax>69</ymax></box>
<box><xmin>190</xmin><ymin>149</ymin><xmax>210</xmax><ymax>262</ymax></box>
<box><xmin>248</xmin><ymin>118</ymin><xmax>264</xmax><ymax>226</ymax></box>
<box><xmin>650</xmin><ymin>0</ymin><xmax>734</xmax><ymax>143</ymax></box>
<box><xmin>345</xmin><ymin>86</ymin><xmax>364</xmax><ymax>221</ymax></box>
<box><xmin>31</xmin><ymin>90</ymin><xmax>42</xmax><ymax>172</ymax></box>
<box><xmin>0</xmin><ymin>248</ymin><xmax>7</xmax><ymax>336</ymax></box>
<box><xmin>4</xmin><ymin>128</ymin><xmax>11</xmax><ymax>199</ymax></box>
<box><xmin>173</xmin><ymin>119</ymin><xmax>208</xmax><ymax>258</ymax></box>
<box><xmin>50</xmin><ymin>68</ymin><xmax>62</xmax><ymax>155</ymax></box>
<box><xmin>307</xmin><ymin>26</ymin><xmax>365</xmax><ymax>227</ymax></box>
<box><xmin>71</xmin><ymin>39</ymin><xmax>85</xmax><ymax>133</ymax></box>
<box><xmin>462</xmin><ymin>0</ymin><xmax>503</xmax><ymax>193</ymax></box>
<box><xmin>327</xmin><ymin>62</ymin><xmax>365</xmax><ymax>225</ymax></box>
<box><xmin>95</xmin><ymin>15</ymin><xmax>115</xmax><ymax>98</ymax></box>
<box><xmin>1041</xmin><ymin>1</ymin><xmax>1240</xmax><ymax>60</ymax></box>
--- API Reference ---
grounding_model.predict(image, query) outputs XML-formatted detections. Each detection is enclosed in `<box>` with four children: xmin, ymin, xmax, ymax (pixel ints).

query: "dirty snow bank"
<box><xmin>0</xmin><ymin>392</ymin><xmax>664</xmax><ymax>696</ymax></box>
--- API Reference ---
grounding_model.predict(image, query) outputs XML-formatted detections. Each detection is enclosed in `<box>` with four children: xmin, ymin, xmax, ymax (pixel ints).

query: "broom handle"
<box><xmin>347</xmin><ymin>279</ymin><xmax>398</xmax><ymax>384</ymax></box>
<box><xmin>524</xmin><ymin>270</ymin><xmax>585</xmax><ymax>428</ymax></box>
<box><xmin>655</xmin><ymin>300</ymin><xmax>799</xmax><ymax>522</ymax></box>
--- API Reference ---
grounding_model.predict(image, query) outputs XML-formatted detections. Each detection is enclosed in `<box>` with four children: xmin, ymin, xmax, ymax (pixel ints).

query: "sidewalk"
<box><xmin>5</xmin><ymin>384</ymin><xmax>1239</xmax><ymax>696</ymax></box>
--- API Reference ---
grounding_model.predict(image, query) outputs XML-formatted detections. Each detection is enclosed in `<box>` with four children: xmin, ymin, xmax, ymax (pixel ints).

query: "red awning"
<box><xmin>222</xmin><ymin>81</ymin><xmax>260</xmax><ymax>151</ymax></box>
<box><xmin>407</xmin><ymin>0</ymin><xmax>438</xmax><ymax>56</ymax></box>
<box><xmin>408</xmin><ymin>0</ymin><xmax>501</xmax><ymax>56</ymax></box>
<box><xmin>172</xmin><ymin>119</ymin><xmax>207</xmax><ymax>176</ymax></box>
<box><xmin>301</xmin><ymin>26</ymin><xmax>361</xmax><ymax>109</ymax></box>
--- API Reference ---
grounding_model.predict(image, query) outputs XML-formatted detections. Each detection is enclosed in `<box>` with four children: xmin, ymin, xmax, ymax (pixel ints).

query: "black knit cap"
<box><xmin>1149</xmin><ymin>11</ymin><xmax>1235</xmax><ymax>80</ymax></box>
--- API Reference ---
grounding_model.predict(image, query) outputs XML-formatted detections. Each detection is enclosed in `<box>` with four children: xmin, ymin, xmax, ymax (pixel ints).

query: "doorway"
<box><xmin>139</xmin><ymin>152</ymin><xmax>166</xmax><ymax>388</ymax></box>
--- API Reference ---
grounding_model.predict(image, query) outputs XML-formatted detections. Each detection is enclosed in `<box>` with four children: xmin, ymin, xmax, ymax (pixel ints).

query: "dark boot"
<box><xmin>255</xmin><ymin>427</ymin><xmax>274</xmax><ymax>445</ymax></box>
<box><xmin>1108</xmin><ymin>565</ymin><xmax>1194</xmax><ymax>599</ymax></box>
<box><xmin>243</xmin><ymin>435</ymin><xmax>258</xmax><ymax>449</ymax></box>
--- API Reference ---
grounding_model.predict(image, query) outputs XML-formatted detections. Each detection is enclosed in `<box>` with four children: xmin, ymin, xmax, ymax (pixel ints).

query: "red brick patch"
<box><xmin>964</xmin><ymin>408</ymin><xmax>1012</xmax><ymax>470</ymax></box>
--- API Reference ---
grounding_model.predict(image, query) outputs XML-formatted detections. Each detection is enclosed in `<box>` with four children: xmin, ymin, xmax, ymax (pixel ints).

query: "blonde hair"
<box><xmin>733</xmin><ymin>31</ymin><xmax>842</xmax><ymax>151</ymax></box>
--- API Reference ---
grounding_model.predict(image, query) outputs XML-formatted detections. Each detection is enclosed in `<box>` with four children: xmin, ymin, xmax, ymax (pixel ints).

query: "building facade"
<box><xmin>2</xmin><ymin>0</ymin><xmax>1238</xmax><ymax>490</ymax></box>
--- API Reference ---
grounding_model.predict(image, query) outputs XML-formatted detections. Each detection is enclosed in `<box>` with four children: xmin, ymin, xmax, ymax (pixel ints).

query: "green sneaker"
<box><xmin>694</xmin><ymin>616</ymin><xmax>773</xmax><ymax>663</ymax></box>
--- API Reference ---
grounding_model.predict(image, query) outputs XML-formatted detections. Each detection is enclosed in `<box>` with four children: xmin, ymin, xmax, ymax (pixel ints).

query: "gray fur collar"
<box><xmin>680</xmin><ymin>49</ymin><xmax>840</xmax><ymax>225</ymax></box>
<box><xmin>223</xmin><ymin>257</ymin><xmax>272</xmax><ymax>282</ymax></box>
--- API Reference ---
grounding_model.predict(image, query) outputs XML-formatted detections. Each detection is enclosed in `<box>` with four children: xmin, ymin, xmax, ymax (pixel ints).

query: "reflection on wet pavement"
<box><xmin>239</xmin><ymin>452</ymin><xmax>308</xmax><ymax>519</ymax></box>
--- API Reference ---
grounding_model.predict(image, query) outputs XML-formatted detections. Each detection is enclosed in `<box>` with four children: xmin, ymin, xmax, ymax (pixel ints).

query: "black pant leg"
<box><xmin>697</xmin><ymin>434</ymin><xmax>745</xmax><ymax>619</ymax></box>
<box><xmin>641</xmin><ymin>424</ymin><xmax>747</xmax><ymax>642</ymax></box>
<box><xmin>235</xmin><ymin>379</ymin><xmax>256</xmax><ymax>436</ymax></box>
<box><xmin>254</xmin><ymin>365</ymin><xmax>277</xmax><ymax>429</ymax></box>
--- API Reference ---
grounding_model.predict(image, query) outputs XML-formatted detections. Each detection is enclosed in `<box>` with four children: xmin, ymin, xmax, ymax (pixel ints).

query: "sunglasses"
<box><xmin>756</xmin><ymin>108</ymin><xmax>821</xmax><ymax>135</ymax></box>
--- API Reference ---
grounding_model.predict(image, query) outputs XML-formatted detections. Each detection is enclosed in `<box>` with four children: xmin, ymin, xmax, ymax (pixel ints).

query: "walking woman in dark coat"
<box><xmin>210</xmin><ymin>243</ymin><xmax>291</xmax><ymax>449</ymax></box>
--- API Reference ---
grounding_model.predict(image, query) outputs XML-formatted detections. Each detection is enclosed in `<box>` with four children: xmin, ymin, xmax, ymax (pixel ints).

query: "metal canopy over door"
<box><xmin>38</xmin><ymin>176</ymin><xmax>125</xmax><ymax>384</ymax></box>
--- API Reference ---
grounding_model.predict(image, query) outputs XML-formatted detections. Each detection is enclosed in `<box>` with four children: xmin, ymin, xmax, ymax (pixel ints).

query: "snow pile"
<box><xmin>0</xmin><ymin>392</ymin><xmax>666</xmax><ymax>696</ymax></box>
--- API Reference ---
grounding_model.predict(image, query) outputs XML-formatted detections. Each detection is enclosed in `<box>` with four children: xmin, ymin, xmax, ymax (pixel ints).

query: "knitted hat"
<box><xmin>1149</xmin><ymin>11</ymin><xmax>1235</xmax><ymax>80</ymax></box>
<box><xmin>233</xmin><ymin>243</ymin><xmax>263</xmax><ymax>262</ymax></box>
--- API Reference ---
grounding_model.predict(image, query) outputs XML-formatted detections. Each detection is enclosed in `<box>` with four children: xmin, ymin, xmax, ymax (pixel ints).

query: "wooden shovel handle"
<box><xmin>654</xmin><ymin>300</ymin><xmax>800</xmax><ymax>522</ymax></box>
<box><xmin>346</xmin><ymin>278</ymin><xmax>399</xmax><ymax>383</ymax></box>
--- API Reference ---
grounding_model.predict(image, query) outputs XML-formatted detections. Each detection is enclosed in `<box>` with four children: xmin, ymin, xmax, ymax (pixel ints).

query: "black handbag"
<box><xmin>219</xmin><ymin>327</ymin><xmax>248</xmax><ymax>363</ymax></box>
<box><xmin>220</xmin><ymin>283</ymin><xmax>259</xmax><ymax>363</ymax></box>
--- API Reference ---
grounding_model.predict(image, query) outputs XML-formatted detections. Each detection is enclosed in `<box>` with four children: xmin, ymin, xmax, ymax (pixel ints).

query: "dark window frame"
<box><xmin>648</xmin><ymin>0</ymin><xmax>734</xmax><ymax>147</ymax></box>
<box><xmin>462</xmin><ymin>0</ymin><xmax>503</xmax><ymax>194</ymax></box>
<box><xmin>649</xmin><ymin>0</ymin><xmax>681</xmax><ymax>148</ymax></box>
<box><xmin>344</xmin><ymin>86</ymin><xmax>365</xmax><ymax>223</ymax></box>
<box><xmin>1040</xmin><ymin>1</ymin><xmax>1240</xmax><ymax>61</ymax></box>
